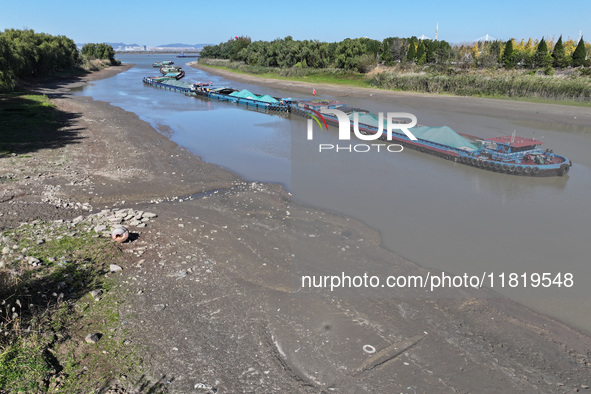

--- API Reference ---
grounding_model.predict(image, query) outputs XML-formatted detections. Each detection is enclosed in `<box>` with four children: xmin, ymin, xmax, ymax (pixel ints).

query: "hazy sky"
<box><xmin>1</xmin><ymin>0</ymin><xmax>589</xmax><ymax>45</ymax></box>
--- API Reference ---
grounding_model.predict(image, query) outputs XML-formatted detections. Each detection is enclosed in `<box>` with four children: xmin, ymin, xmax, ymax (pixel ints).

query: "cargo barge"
<box><xmin>152</xmin><ymin>60</ymin><xmax>173</xmax><ymax>67</ymax></box>
<box><xmin>190</xmin><ymin>84</ymin><xmax>291</xmax><ymax>112</ymax></box>
<box><xmin>142</xmin><ymin>76</ymin><xmax>572</xmax><ymax>177</ymax></box>
<box><xmin>292</xmin><ymin>100</ymin><xmax>572</xmax><ymax>177</ymax></box>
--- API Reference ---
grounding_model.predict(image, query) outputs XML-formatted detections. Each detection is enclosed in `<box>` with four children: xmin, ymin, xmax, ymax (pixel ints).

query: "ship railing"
<box><xmin>482</xmin><ymin>147</ymin><xmax>545</xmax><ymax>162</ymax></box>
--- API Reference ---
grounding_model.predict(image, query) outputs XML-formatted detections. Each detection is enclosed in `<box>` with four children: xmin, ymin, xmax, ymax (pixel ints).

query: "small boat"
<box><xmin>161</xmin><ymin>70</ymin><xmax>185</xmax><ymax>80</ymax></box>
<box><xmin>177</xmin><ymin>52</ymin><xmax>198</xmax><ymax>58</ymax></box>
<box><xmin>152</xmin><ymin>60</ymin><xmax>174</xmax><ymax>67</ymax></box>
<box><xmin>160</xmin><ymin>66</ymin><xmax>182</xmax><ymax>74</ymax></box>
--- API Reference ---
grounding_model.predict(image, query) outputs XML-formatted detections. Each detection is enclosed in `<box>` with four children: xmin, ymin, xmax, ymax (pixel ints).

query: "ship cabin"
<box><xmin>482</xmin><ymin>135</ymin><xmax>544</xmax><ymax>162</ymax></box>
<box><xmin>296</xmin><ymin>100</ymin><xmax>345</xmax><ymax>111</ymax></box>
<box><xmin>191</xmin><ymin>82</ymin><xmax>212</xmax><ymax>88</ymax></box>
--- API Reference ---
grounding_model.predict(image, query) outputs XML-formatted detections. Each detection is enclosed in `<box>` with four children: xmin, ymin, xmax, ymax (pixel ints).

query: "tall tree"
<box><xmin>537</xmin><ymin>37</ymin><xmax>548</xmax><ymax>53</ymax></box>
<box><xmin>489</xmin><ymin>41</ymin><xmax>502</xmax><ymax>61</ymax></box>
<box><xmin>552</xmin><ymin>35</ymin><xmax>566</xmax><ymax>68</ymax></box>
<box><xmin>384</xmin><ymin>37</ymin><xmax>408</xmax><ymax>64</ymax></box>
<box><xmin>416</xmin><ymin>41</ymin><xmax>426</xmax><ymax>65</ymax></box>
<box><xmin>572</xmin><ymin>36</ymin><xmax>586</xmax><ymax>67</ymax></box>
<box><xmin>533</xmin><ymin>37</ymin><xmax>551</xmax><ymax>68</ymax></box>
<box><xmin>0</xmin><ymin>28</ymin><xmax>80</xmax><ymax>91</ymax></box>
<box><xmin>406</xmin><ymin>41</ymin><xmax>416</xmax><ymax>61</ymax></box>
<box><xmin>433</xmin><ymin>40</ymin><xmax>452</xmax><ymax>64</ymax></box>
<box><xmin>0</xmin><ymin>35</ymin><xmax>16</xmax><ymax>91</ymax></box>
<box><xmin>501</xmin><ymin>39</ymin><xmax>516</xmax><ymax>68</ymax></box>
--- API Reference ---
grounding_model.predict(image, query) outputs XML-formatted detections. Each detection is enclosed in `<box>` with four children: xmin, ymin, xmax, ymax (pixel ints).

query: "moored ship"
<box><xmin>152</xmin><ymin>60</ymin><xmax>174</xmax><ymax>67</ymax></box>
<box><xmin>143</xmin><ymin>76</ymin><xmax>572</xmax><ymax>177</ymax></box>
<box><xmin>293</xmin><ymin>100</ymin><xmax>572</xmax><ymax>177</ymax></box>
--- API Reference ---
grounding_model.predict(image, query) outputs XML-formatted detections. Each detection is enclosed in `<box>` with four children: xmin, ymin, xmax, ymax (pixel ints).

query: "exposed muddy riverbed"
<box><xmin>74</xmin><ymin>54</ymin><xmax>591</xmax><ymax>335</ymax></box>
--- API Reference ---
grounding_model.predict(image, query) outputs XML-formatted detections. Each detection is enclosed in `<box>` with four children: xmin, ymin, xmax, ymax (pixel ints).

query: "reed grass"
<box><xmin>198</xmin><ymin>59</ymin><xmax>591</xmax><ymax>103</ymax></box>
<box><xmin>368</xmin><ymin>70</ymin><xmax>591</xmax><ymax>102</ymax></box>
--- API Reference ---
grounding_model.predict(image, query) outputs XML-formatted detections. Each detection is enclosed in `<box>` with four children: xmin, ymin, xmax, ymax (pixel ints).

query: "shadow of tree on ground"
<box><xmin>0</xmin><ymin>93</ymin><xmax>83</xmax><ymax>157</ymax></box>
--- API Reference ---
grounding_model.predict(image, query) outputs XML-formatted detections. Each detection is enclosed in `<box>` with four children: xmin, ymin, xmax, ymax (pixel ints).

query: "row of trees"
<box><xmin>80</xmin><ymin>42</ymin><xmax>116</xmax><ymax>64</ymax></box>
<box><xmin>0</xmin><ymin>29</ymin><xmax>80</xmax><ymax>90</ymax></box>
<box><xmin>456</xmin><ymin>36</ymin><xmax>589</xmax><ymax>70</ymax></box>
<box><xmin>0</xmin><ymin>29</ymin><xmax>118</xmax><ymax>92</ymax></box>
<box><xmin>499</xmin><ymin>36</ymin><xmax>587</xmax><ymax>69</ymax></box>
<box><xmin>201</xmin><ymin>35</ymin><xmax>589</xmax><ymax>73</ymax></box>
<box><xmin>201</xmin><ymin>36</ymin><xmax>442</xmax><ymax>72</ymax></box>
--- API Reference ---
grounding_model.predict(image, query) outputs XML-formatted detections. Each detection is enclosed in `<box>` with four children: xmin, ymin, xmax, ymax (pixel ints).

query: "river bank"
<box><xmin>191</xmin><ymin>61</ymin><xmax>591</xmax><ymax>123</ymax></box>
<box><xmin>1</xmin><ymin>64</ymin><xmax>591</xmax><ymax>392</ymax></box>
<box><xmin>194</xmin><ymin>58</ymin><xmax>591</xmax><ymax>105</ymax></box>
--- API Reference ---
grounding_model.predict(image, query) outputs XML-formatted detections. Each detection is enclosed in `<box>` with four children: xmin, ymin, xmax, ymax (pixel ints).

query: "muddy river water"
<box><xmin>75</xmin><ymin>54</ymin><xmax>591</xmax><ymax>334</ymax></box>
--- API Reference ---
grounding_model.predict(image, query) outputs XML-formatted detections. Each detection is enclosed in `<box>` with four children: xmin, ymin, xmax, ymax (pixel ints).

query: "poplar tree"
<box><xmin>572</xmin><ymin>37</ymin><xmax>586</xmax><ymax>67</ymax></box>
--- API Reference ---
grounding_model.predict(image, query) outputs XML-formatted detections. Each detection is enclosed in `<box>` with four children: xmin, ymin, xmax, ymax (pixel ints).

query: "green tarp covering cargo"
<box><xmin>348</xmin><ymin>111</ymin><xmax>477</xmax><ymax>151</ymax></box>
<box><xmin>229</xmin><ymin>90</ymin><xmax>279</xmax><ymax>103</ymax></box>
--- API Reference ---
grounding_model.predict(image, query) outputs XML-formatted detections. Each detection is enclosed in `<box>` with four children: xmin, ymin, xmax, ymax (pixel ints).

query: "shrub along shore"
<box><xmin>0</xmin><ymin>29</ymin><xmax>119</xmax><ymax>92</ymax></box>
<box><xmin>198</xmin><ymin>58</ymin><xmax>591</xmax><ymax>103</ymax></box>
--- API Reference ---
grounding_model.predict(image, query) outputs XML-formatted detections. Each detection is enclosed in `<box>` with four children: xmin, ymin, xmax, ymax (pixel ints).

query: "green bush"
<box><xmin>357</xmin><ymin>54</ymin><xmax>377</xmax><ymax>73</ymax></box>
<box><xmin>0</xmin><ymin>29</ymin><xmax>80</xmax><ymax>91</ymax></box>
<box><xmin>80</xmin><ymin>43</ymin><xmax>117</xmax><ymax>65</ymax></box>
<box><xmin>543</xmin><ymin>65</ymin><xmax>555</xmax><ymax>76</ymax></box>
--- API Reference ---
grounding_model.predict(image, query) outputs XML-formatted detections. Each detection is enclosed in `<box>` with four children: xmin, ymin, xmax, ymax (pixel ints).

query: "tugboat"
<box><xmin>466</xmin><ymin>134</ymin><xmax>572</xmax><ymax>176</ymax></box>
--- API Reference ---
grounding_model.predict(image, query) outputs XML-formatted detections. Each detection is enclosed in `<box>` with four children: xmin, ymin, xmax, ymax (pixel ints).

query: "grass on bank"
<box><xmin>198</xmin><ymin>58</ymin><xmax>371</xmax><ymax>87</ymax></box>
<box><xmin>0</xmin><ymin>221</ymin><xmax>162</xmax><ymax>393</ymax></box>
<box><xmin>198</xmin><ymin>58</ymin><xmax>591</xmax><ymax>105</ymax></box>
